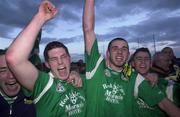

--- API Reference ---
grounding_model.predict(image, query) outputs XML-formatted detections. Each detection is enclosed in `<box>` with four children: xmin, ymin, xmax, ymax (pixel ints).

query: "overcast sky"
<box><xmin>0</xmin><ymin>0</ymin><xmax>180</xmax><ymax>61</ymax></box>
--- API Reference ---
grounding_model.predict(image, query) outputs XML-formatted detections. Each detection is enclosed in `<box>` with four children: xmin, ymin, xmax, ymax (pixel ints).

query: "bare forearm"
<box><xmin>5</xmin><ymin>14</ymin><xmax>44</xmax><ymax>91</ymax></box>
<box><xmin>83</xmin><ymin>0</ymin><xmax>94</xmax><ymax>32</ymax></box>
<box><xmin>158</xmin><ymin>98</ymin><xmax>180</xmax><ymax>117</ymax></box>
<box><xmin>6</xmin><ymin>0</ymin><xmax>57</xmax><ymax>91</ymax></box>
<box><xmin>83</xmin><ymin>0</ymin><xmax>96</xmax><ymax>54</ymax></box>
<box><xmin>7</xmin><ymin>14</ymin><xmax>45</xmax><ymax>64</ymax></box>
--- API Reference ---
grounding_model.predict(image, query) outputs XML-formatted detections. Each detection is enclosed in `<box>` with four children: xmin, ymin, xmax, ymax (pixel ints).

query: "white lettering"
<box><xmin>59</xmin><ymin>95</ymin><xmax>69</xmax><ymax>107</ymax></box>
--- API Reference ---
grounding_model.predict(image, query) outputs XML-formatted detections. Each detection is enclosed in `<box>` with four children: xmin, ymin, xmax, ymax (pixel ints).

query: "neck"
<box><xmin>141</xmin><ymin>73</ymin><xmax>148</xmax><ymax>79</ymax></box>
<box><xmin>49</xmin><ymin>72</ymin><xmax>68</xmax><ymax>81</ymax></box>
<box><xmin>107</xmin><ymin>62</ymin><xmax>123</xmax><ymax>72</ymax></box>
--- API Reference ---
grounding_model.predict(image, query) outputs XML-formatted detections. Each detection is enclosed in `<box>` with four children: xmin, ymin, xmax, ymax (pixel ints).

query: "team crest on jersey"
<box><xmin>56</xmin><ymin>82</ymin><xmax>66</xmax><ymax>93</ymax></box>
<box><xmin>69</xmin><ymin>91</ymin><xmax>78</xmax><ymax>104</ymax></box>
<box><xmin>104</xmin><ymin>69</ymin><xmax>111</xmax><ymax>77</ymax></box>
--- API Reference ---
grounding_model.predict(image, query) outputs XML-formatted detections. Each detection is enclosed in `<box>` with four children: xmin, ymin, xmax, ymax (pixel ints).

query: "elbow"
<box><xmin>5</xmin><ymin>49</ymin><xmax>18</xmax><ymax>66</ymax></box>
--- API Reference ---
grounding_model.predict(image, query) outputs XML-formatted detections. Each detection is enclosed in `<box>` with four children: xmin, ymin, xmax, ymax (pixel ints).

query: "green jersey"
<box><xmin>133</xmin><ymin>92</ymin><xmax>167</xmax><ymax>117</ymax></box>
<box><xmin>158</xmin><ymin>78</ymin><xmax>180</xmax><ymax>107</ymax></box>
<box><xmin>85</xmin><ymin>40</ymin><xmax>165</xmax><ymax>117</ymax></box>
<box><xmin>23</xmin><ymin>71</ymin><xmax>86</xmax><ymax>117</ymax></box>
<box><xmin>150</xmin><ymin>67</ymin><xmax>180</xmax><ymax>107</ymax></box>
<box><xmin>134</xmin><ymin>75</ymin><xmax>180</xmax><ymax>117</ymax></box>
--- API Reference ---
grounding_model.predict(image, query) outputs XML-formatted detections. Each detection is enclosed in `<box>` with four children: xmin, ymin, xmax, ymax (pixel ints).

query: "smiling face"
<box><xmin>132</xmin><ymin>51</ymin><xmax>151</xmax><ymax>76</ymax></box>
<box><xmin>107</xmin><ymin>39</ymin><xmax>129</xmax><ymax>71</ymax></box>
<box><xmin>0</xmin><ymin>55</ymin><xmax>20</xmax><ymax>97</ymax></box>
<box><xmin>45</xmin><ymin>47</ymin><xmax>71</xmax><ymax>80</ymax></box>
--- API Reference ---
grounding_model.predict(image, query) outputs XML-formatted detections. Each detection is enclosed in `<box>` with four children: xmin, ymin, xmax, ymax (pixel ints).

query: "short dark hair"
<box><xmin>133</xmin><ymin>47</ymin><xmax>151</xmax><ymax>60</ymax></box>
<box><xmin>107</xmin><ymin>37</ymin><xmax>129</xmax><ymax>51</ymax></box>
<box><xmin>0</xmin><ymin>49</ymin><xmax>7</xmax><ymax>56</ymax></box>
<box><xmin>161</xmin><ymin>47</ymin><xmax>173</xmax><ymax>52</ymax></box>
<box><xmin>43</xmin><ymin>41</ymin><xmax>69</xmax><ymax>61</ymax></box>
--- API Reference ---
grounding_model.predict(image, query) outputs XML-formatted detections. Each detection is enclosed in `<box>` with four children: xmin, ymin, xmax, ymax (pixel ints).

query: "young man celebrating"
<box><xmin>83</xmin><ymin>0</ymin><xmax>180</xmax><ymax>117</ymax></box>
<box><xmin>6</xmin><ymin>1</ymin><xmax>86</xmax><ymax>117</ymax></box>
<box><xmin>131</xmin><ymin>48</ymin><xmax>180</xmax><ymax>117</ymax></box>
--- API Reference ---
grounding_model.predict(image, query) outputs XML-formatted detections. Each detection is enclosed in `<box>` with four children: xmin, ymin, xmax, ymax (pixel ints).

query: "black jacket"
<box><xmin>0</xmin><ymin>91</ymin><xmax>36</xmax><ymax>117</ymax></box>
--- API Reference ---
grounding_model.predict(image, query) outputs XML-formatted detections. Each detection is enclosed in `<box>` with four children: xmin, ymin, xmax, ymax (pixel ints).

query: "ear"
<box><xmin>106</xmin><ymin>50</ymin><xmax>110</xmax><ymax>66</ymax></box>
<box><xmin>106</xmin><ymin>50</ymin><xmax>110</xmax><ymax>59</ymax></box>
<box><xmin>45</xmin><ymin>61</ymin><xmax>50</xmax><ymax>69</ymax></box>
<box><xmin>131</xmin><ymin>61</ymin><xmax>135</xmax><ymax>67</ymax></box>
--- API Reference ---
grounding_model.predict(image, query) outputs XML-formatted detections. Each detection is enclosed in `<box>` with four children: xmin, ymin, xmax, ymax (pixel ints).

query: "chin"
<box><xmin>140</xmin><ymin>72</ymin><xmax>148</xmax><ymax>76</ymax></box>
<box><xmin>5</xmin><ymin>90</ymin><xmax>19</xmax><ymax>97</ymax></box>
<box><xmin>5</xmin><ymin>86</ymin><xmax>21</xmax><ymax>97</ymax></box>
<box><xmin>59</xmin><ymin>75</ymin><xmax>69</xmax><ymax>80</ymax></box>
<box><xmin>8</xmin><ymin>93</ymin><xmax>18</xmax><ymax>97</ymax></box>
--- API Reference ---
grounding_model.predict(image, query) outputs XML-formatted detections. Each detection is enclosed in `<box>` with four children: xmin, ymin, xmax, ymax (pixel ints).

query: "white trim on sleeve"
<box><xmin>166</xmin><ymin>82</ymin><xmax>174</xmax><ymax>102</ymax></box>
<box><xmin>86</xmin><ymin>55</ymin><xmax>104</xmax><ymax>79</ymax></box>
<box><xmin>134</xmin><ymin>74</ymin><xmax>145</xmax><ymax>98</ymax></box>
<box><xmin>33</xmin><ymin>73</ymin><xmax>54</xmax><ymax>104</ymax></box>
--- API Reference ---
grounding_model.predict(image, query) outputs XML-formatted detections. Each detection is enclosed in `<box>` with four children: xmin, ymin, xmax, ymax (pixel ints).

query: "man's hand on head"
<box><xmin>68</xmin><ymin>71</ymin><xmax>82</xmax><ymax>88</ymax></box>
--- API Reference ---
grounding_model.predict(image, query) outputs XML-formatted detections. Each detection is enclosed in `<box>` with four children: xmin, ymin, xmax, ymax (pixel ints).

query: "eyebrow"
<box><xmin>136</xmin><ymin>56</ymin><xmax>150</xmax><ymax>58</ymax></box>
<box><xmin>0</xmin><ymin>67</ymin><xmax>7</xmax><ymax>70</ymax></box>
<box><xmin>0</xmin><ymin>67</ymin><xmax>8</xmax><ymax>73</ymax></box>
<box><xmin>111</xmin><ymin>45</ymin><xmax>128</xmax><ymax>48</ymax></box>
<box><xmin>49</xmin><ymin>56</ymin><xmax>58</xmax><ymax>59</ymax></box>
<box><xmin>49</xmin><ymin>53</ymin><xmax>68</xmax><ymax>58</ymax></box>
<box><xmin>122</xmin><ymin>46</ymin><xmax>128</xmax><ymax>48</ymax></box>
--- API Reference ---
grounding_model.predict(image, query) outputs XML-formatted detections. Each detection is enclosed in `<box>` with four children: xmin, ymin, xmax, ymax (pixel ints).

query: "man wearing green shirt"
<box><xmin>131</xmin><ymin>48</ymin><xmax>180</xmax><ymax>117</ymax></box>
<box><xmin>83</xmin><ymin>0</ymin><xmax>180</xmax><ymax>117</ymax></box>
<box><xmin>6</xmin><ymin>1</ymin><xmax>86</xmax><ymax>117</ymax></box>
